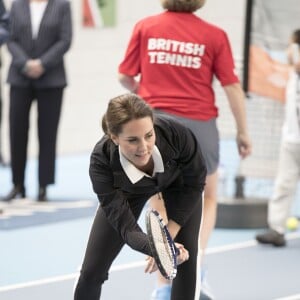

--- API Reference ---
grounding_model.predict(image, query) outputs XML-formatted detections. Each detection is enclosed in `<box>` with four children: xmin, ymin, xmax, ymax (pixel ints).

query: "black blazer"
<box><xmin>89</xmin><ymin>115</ymin><xmax>207</xmax><ymax>248</ymax></box>
<box><xmin>6</xmin><ymin>0</ymin><xmax>72</xmax><ymax>88</ymax></box>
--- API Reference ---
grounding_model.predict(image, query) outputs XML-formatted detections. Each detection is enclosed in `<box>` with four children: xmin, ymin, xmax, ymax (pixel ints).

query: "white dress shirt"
<box><xmin>30</xmin><ymin>1</ymin><xmax>48</xmax><ymax>39</ymax></box>
<box><xmin>119</xmin><ymin>145</ymin><xmax>164</xmax><ymax>184</ymax></box>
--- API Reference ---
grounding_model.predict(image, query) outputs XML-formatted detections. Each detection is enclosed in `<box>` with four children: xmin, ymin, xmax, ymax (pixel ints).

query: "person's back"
<box><xmin>119</xmin><ymin>11</ymin><xmax>237</xmax><ymax>121</ymax></box>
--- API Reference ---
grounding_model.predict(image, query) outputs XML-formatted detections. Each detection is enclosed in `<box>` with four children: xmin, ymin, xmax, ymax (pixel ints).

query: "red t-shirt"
<box><xmin>119</xmin><ymin>11</ymin><xmax>239</xmax><ymax>120</ymax></box>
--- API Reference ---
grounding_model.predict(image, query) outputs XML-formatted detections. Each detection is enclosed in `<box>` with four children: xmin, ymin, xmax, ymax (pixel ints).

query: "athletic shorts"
<box><xmin>154</xmin><ymin>110</ymin><xmax>219</xmax><ymax>175</ymax></box>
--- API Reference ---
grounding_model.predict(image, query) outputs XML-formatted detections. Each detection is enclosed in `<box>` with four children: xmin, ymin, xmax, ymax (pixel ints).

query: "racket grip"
<box><xmin>174</xmin><ymin>245</ymin><xmax>180</xmax><ymax>256</ymax></box>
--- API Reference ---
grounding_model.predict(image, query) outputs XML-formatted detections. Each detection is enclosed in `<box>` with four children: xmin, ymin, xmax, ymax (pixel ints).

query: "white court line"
<box><xmin>274</xmin><ymin>294</ymin><xmax>300</xmax><ymax>300</ymax></box>
<box><xmin>0</xmin><ymin>274</ymin><xmax>78</xmax><ymax>292</ymax></box>
<box><xmin>0</xmin><ymin>262</ymin><xmax>147</xmax><ymax>292</ymax></box>
<box><xmin>110</xmin><ymin>260</ymin><xmax>146</xmax><ymax>271</ymax></box>
<box><xmin>1</xmin><ymin>232</ymin><xmax>299</xmax><ymax>292</ymax></box>
<box><xmin>206</xmin><ymin>231</ymin><xmax>300</xmax><ymax>254</ymax></box>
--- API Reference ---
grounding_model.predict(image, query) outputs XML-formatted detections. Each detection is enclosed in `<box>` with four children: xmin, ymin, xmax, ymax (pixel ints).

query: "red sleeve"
<box><xmin>213</xmin><ymin>30</ymin><xmax>240</xmax><ymax>86</ymax></box>
<box><xmin>118</xmin><ymin>22</ymin><xmax>142</xmax><ymax>76</ymax></box>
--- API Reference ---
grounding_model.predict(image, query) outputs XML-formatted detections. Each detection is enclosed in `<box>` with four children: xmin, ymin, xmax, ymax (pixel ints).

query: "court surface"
<box><xmin>1</xmin><ymin>1</ymin><xmax>299</xmax><ymax>299</ymax></box>
<box><xmin>0</xmin><ymin>154</ymin><xmax>300</xmax><ymax>300</ymax></box>
<box><xmin>0</xmin><ymin>229</ymin><xmax>299</xmax><ymax>300</ymax></box>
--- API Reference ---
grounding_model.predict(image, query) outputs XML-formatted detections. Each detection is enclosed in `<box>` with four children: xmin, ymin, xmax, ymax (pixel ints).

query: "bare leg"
<box><xmin>199</xmin><ymin>171</ymin><xmax>218</xmax><ymax>261</ymax></box>
<box><xmin>151</xmin><ymin>171</ymin><xmax>218</xmax><ymax>298</ymax></box>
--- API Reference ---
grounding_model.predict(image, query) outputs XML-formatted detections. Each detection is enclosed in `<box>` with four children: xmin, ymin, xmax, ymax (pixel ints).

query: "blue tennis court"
<box><xmin>0</xmin><ymin>154</ymin><xmax>299</xmax><ymax>300</ymax></box>
<box><xmin>0</xmin><ymin>1</ymin><xmax>300</xmax><ymax>299</ymax></box>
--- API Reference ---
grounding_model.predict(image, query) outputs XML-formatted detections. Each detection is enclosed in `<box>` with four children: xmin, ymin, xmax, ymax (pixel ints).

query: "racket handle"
<box><xmin>174</xmin><ymin>245</ymin><xmax>180</xmax><ymax>256</ymax></box>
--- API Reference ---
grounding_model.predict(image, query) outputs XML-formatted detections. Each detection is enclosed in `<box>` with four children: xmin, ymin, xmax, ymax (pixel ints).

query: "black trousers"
<box><xmin>9</xmin><ymin>86</ymin><xmax>63</xmax><ymax>187</ymax></box>
<box><xmin>74</xmin><ymin>198</ymin><xmax>202</xmax><ymax>300</ymax></box>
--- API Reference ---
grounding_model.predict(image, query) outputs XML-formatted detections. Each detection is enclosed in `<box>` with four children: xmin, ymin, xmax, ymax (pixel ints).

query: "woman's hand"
<box><xmin>144</xmin><ymin>243</ymin><xmax>189</xmax><ymax>275</ymax></box>
<box><xmin>23</xmin><ymin>59</ymin><xmax>45</xmax><ymax>79</ymax></box>
<box><xmin>144</xmin><ymin>256</ymin><xmax>158</xmax><ymax>274</ymax></box>
<box><xmin>175</xmin><ymin>243</ymin><xmax>189</xmax><ymax>265</ymax></box>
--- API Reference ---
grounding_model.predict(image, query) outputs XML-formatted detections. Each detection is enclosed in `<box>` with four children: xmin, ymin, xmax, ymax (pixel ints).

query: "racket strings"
<box><xmin>149</xmin><ymin>214</ymin><xmax>175</xmax><ymax>275</ymax></box>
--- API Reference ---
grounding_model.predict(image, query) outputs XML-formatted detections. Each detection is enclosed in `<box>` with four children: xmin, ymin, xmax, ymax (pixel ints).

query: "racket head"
<box><xmin>146</xmin><ymin>208</ymin><xmax>177</xmax><ymax>280</ymax></box>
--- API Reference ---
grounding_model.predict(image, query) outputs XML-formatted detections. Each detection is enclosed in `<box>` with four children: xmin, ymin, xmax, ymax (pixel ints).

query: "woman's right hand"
<box><xmin>144</xmin><ymin>242</ymin><xmax>189</xmax><ymax>275</ymax></box>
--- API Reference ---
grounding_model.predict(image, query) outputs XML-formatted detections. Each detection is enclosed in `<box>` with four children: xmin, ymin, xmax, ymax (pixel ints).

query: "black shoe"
<box><xmin>37</xmin><ymin>186</ymin><xmax>47</xmax><ymax>202</ymax></box>
<box><xmin>256</xmin><ymin>229</ymin><xmax>286</xmax><ymax>247</ymax></box>
<box><xmin>2</xmin><ymin>185</ymin><xmax>26</xmax><ymax>202</ymax></box>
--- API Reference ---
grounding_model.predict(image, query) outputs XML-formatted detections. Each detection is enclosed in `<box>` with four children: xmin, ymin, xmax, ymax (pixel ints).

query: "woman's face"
<box><xmin>112</xmin><ymin>117</ymin><xmax>156</xmax><ymax>169</ymax></box>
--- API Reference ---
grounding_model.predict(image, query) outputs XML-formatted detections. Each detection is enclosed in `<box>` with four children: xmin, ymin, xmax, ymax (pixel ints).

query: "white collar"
<box><xmin>119</xmin><ymin>145</ymin><xmax>164</xmax><ymax>184</ymax></box>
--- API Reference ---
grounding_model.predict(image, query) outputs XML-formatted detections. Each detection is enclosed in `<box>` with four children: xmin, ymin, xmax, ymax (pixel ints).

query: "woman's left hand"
<box><xmin>144</xmin><ymin>256</ymin><xmax>158</xmax><ymax>274</ymax></box>
<box><xmin>144</xmin><ymin>242</ymin><xmax>189</xmax><ymax>275</ymax></box>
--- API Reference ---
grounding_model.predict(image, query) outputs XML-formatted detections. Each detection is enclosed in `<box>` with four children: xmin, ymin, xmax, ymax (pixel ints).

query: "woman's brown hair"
<box><xmin>161</xmin><ymin>0</ymin><xmax>206</xmax><ymax>13</ymax></box>
<box><xmin>102</xmin><ymin>94</ymin><xmax>154</xmax><ymax>137</ymax></box>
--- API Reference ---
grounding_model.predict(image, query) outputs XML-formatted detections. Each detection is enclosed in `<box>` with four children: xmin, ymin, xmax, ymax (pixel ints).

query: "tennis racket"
<box><xmin>146</xmin><ymin>208</ymin><xmax>178</xmax><ymax>280</ymax></box>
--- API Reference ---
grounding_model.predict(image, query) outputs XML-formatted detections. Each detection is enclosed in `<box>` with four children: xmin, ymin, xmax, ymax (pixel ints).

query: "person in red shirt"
<box><xmin>118</xmin><ymin>0</ymin><xmax>252</xmax><ymax>299</ymax></box>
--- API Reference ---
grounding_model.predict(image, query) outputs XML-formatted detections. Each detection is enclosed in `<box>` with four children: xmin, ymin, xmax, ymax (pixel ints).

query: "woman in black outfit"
<box><xmin>74</xmin><ymin>93</ymin><xmax>207</xmax><ymax>300</ymax></box>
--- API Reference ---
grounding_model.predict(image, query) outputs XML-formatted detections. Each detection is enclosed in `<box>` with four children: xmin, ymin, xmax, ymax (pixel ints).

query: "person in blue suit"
<box><xmin>2</xmin><ymin>0</ymin><xmax>72</xmax><ymax>202</ymax></box>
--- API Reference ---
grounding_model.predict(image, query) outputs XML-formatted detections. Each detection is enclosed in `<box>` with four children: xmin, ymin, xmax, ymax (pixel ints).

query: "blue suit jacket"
<box><xmin>0</xmin><ymin>0</ymin><xmax>9</xmax><ymax>46</ymax></box>
<box><xmin>7</xmin><ymin>0</ymin><xmax>72</xmax><ymax>88</ymax></box>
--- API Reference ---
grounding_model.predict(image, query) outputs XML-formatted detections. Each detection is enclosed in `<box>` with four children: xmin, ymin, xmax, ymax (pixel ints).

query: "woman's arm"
<box><xmin>223</xmin><ymin>83</ymin><xmax>252</xmax><ymax>159</ymax></box>
<box><xmin>89</xmin><ymin>146</ymin><xmax>152</xmax><ymax>256</ymax></box>
<box><xmin>6</xmin><ymin>2</ymin><xmax>30</xmax><ymax>70</ymax></box>
<box><xmin>118</xmin><ymin>73</ymin><xmax>139</xmax><ymax>93</ymax></box>
<box><xmin>39</xmin><ymin>0</ymin><xmax>72</xmax><ymax>70</ymax></box>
